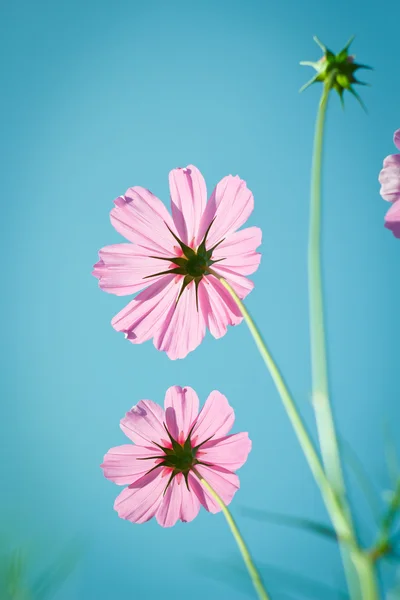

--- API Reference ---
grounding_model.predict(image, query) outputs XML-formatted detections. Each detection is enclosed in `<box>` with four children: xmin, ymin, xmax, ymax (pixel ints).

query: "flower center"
<box><xmin>146</xmin><ymin>220</ymin><xmax>226</xmax><ymax>307</ymax></box>
<box><xmin>162</xmin><ymin>442</ymin><xmax>197</xmax><ymax>472</ymax></box>
<box><xmin>184</xmin><ymin>252</ymin><xmax>209</xmax><ymax>278</ymax></box>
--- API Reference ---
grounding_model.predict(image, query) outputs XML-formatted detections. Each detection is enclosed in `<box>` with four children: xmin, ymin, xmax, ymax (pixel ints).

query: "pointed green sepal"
<box><xmin>165</xmin><ymin>223</ymin><xmax>196</xmax><ymax>259</ymax></box>
<box><xmin>300</xmin><ymin>35</ymin><xmax>372</xmax><ymax>109</ymax></box>
<box><xmin>176</xmin><ymin>274</ymin><xmax>194</xmax><ymax>305</ymax></box>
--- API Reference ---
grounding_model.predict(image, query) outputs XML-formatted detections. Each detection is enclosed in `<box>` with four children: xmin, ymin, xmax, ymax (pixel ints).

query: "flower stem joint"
<box><xmin>300</xmin><ymin>36</ymin><xmax>372</xmax><ymax>110</ymax></box>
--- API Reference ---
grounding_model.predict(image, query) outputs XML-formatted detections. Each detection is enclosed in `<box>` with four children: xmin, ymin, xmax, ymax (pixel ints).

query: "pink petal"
<box><xmin>197</xmin><ymin>432</ymin><xmax>252</xmax><ymax>471</ymax></box>
<box><xmin>120</xmin><ymin>400</ymin><xmax>167</xmax><ymax>447</ymax></box>
<box><xmin>111</xmin><ymin>274</ymin><xmax>180</xmax><ymax>343</ymax></box>
<box><xmin>394</xmin><ymin>129</ymin><xmax>400</xmax><ymax>150</ymax></box>
<box><xmin>179</xmin><ymin>475</ymin><xmax>201</xmax><ymax>522</ymax></box>
<box><xmin>379</xmin><ymin>158</ymin><xmax>400</xmax><ymax>202</ymax></box>
<box><xmin>385</xmin><ymin>200</ymin><xmax>400</xmax><ymax>238</ymax></box>
<box><xmin>164</xmin><ymin>386</ymin><xmax>200</xmax><ymax>443</ymax></box>
<box><xmin>114</xmin><ymin>469</ymin><xmax>166</xmax><ymax>523</ymax></box>
<box><xmin>212</xmin><ymin>227</ymin><xmax>262</xmax><ymax>276</ymax></box>
<box><xmin>110</xmin><ymin>187</ymin><xmax>177</xmax><ymax>257</ymax></box>
<box><xmin>92</xmin><ymin>244</ymin><xmax>169</xmax><ymax>296</ymax></box>
<box><xmin>156</xmin><ymin>473</ymin><xmax>201</xmax><ymax>527</ymax></box>
<box><xmin>211</xmin><ymin>264</ymin><xmax>254</xmax><ymax>298</ymax></box>
<box><xmin>101</xmin><ymin>444</ymin><xmax>161</xmax><ymax>485</ymax></box>
<box><xmin>154</xmin><ymin>279</ymin><xmax>206</xmax><ymax>360</ymax></box>
<box><xmin>198</xmin><ymin>175</ymin><xmax>254</xmax><ymax>249</ymax></box>
<box><xmin>169</xmin><ymin>166</ymin><xmax>207</xmax><ymax>246</ymax></box>
<box><xmin>198</xmin><ymin>277</ymin><xmax>242</xmax><ymax>339</ymax></box>
<box><xmin>188</xmin><ymin>466</ymin><xmax>239</xmax><ymax>513</ymax></box>
<box><xmin>191</xmin><ymin>390</ymin><xmax>235</xmax><ymax>447</ymax></box>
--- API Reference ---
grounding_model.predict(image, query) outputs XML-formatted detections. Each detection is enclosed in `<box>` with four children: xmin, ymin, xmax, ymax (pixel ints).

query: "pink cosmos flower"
<box><xmin>101</xmin><ymin>386</ymin><xmax>251</xmax><ymax>528</ymax></box>
<box><xmin>379</xmin><ymin>130</ymin><xmax>400</xmax><ymax>238</ymax></box>
<box><xmin>92</xmin><ymin>166</ymin><xmax>261</xmax><ymax>359</ymax></box>
<box><xmin>379</xmin><ymin>129</ymin><xmax>400</xmax><ymax>203</ymax></box>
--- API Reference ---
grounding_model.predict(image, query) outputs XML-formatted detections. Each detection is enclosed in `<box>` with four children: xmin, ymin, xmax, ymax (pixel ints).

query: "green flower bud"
<box><xmin>300</xmin><ymin>36</ymin><xmax>372</xmax><ymax>110</ymax></box>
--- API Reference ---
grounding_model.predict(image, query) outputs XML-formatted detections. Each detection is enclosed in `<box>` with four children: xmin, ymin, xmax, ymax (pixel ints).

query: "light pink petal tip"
<box><xmin>198</xmin><ymin>175</ymin><xmax>254</xmax><ymax>248</ymax></box>
<box><xmin>197</xmin><ymin>432</ymin><xmax>252</xmax><ymax>471</ymax></box>
<box><xmin>92</xmin><ymin>244</ymin><xmax>168</xmax><ymax>296</ymax></box>
<box><xmin>169</xmin><ymin>166</ymin><xmax>207</xmax><ymax>246</ymax></box>
<box><xmin>154</xmin><ymin>280</ymin><xmax>206</xmax><ymax>360</ymax></box>
<box><xmin>164</xmin><ymin>386</ymin><xmax>200</xmax><ymax>443</ymax></box>
<box><xmin>212</xmin><ymin>227</ymin><xmax>262</xmax><ymax>276</ymax></box>
<box><xmin>114</xmin><ymin>470</ymin><xmax>166</xmax><ymax>523</ymax></box>
<box><xmin>191</xmin><ymin>390</ymin><xmax>235</xmax><ymax>447</ymax></box>
<box><xmin>385</xmin><ymin>201</ymin><xmax>400</xmax><ymax>238</ymax></box>
<box><xmin>189</xmin><ymin>466</ymin><xmax>240</xmax><ymax>513</ymax></box>
<box><xmin>156</xmin><ymin>473</ymin><xmax>201</xmax><ymax>527</ymax></box>
<box><xmin>379</xmin><ymin>157</ymin><xmax>400</xmax><ymax>203</ymax></box>
<box><xmin>101</xmin><ymin>445</ymin><xmax>160</xmax><ymax>485</ymax></box>
<box><xmin>120</xmin><ymin>399</ymin><xmax>167</xmax><ymax>447</ymax></box>
<box><xmin>394</xmin><ymin>129</ymin><xmax>400</xmax><ymax>150</ymax></box>
<box><xmin>110</xmin><ymin>187</ymin><xmax>176</xmax><ymax>257</ymax></box>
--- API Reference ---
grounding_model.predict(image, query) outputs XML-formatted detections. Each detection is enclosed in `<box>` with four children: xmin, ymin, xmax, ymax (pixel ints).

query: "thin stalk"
<box><xmin>215</xmin><ymin>275</ymin><xmax>380</xmax><ymax>600</ymax></box>
<box><xmin>352</xmin><ymin>554</ymin><xmax>381</xmax><ymax>600</ymax></box>
<box><xmin>215</xmin><ymin>275</ymin><xmax>351</xmax><ymax>542</ymax></box>
<box><xmin>308</xmin><ymin>83</ymin><xmax>347</xmax><ymax>503</ymax></box>
<box><xmin>193</xmin><ymin>470</ymin><xmax>271</xmax><ymax>600</ymax></box>
<box><xmin>307</xmin><ymin>84</ymin><xmax>381</xmax><ymax>599</ymax></box>
<box><xmin>370</xmin><ymin>478</ymin><xmax>400</xmax><ymax>561</ymax></box>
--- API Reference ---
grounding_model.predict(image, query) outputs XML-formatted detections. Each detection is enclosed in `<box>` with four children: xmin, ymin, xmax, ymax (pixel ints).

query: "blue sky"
<box><xmin>1</xmin><ymin>0</ymin><xmax>399</xmax><ymax>598</ymax></box>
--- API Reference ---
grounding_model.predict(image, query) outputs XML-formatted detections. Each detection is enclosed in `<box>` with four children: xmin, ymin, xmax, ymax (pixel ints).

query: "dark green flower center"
<box><xmin>139</xmin><ymin>423</ymin><xmax>216</xmax><ymax>494</ymax></box>
<box><xmin>162</xmin><ymin>442</ymin><xmax>197</xmax><ymax>472</ymax></box>
<box><xmin>185</xmin><ymin>252</ymin><xmax>208</xmax><ymax>277</ymax></box>
<box><xmin>146</xmin><ymin>219</ymin><xmax>225</xmax><ymax>308</ymax></box>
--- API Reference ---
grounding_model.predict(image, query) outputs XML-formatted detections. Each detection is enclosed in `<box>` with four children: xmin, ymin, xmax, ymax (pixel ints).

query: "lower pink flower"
<box><xmin>101</xmin><ymin>386</ymin><xmax>251</xmax><ymax>527</ymax></box>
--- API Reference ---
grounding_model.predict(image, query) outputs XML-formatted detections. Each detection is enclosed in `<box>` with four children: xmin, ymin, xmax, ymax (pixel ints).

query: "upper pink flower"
<box><xmin>101</xmin><ymin>386</ymin><xmax>251</xmax><ymax>528</ymax></box>
<box><xmin>379</xmin><ymin>129</ymin><xmax>400</xmax><ymax>203</ymax></box>
<box><xmin>93</xmin><ymin>166</ymin><xmax>261</xmax><ymax>359</ymax></box>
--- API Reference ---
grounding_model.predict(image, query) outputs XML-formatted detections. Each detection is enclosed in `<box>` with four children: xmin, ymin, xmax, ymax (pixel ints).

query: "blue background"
<box><xmin>1</xmin><ymin>0</ymin><xmax>399</xmax><ymax>598</ymax></box>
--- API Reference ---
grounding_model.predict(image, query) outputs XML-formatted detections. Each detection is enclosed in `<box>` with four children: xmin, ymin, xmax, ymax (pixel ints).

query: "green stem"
<box><xmin>216</xmin><ymin>276</ymin><xmax>351</xmax><ymax>541</ymax></box>
<box><xmin>307</xmin><ymin>84</ymin><xmax>382</xmax><ymax>600</ymax></box>
<box><xmin>352</xmin><ymin>554</ymin><xmax>381</xmax><ymax>600</ymax></box>
<box><xmin>370</xmin><ymin>478</ymin><xmax>400</xmax><ymax>561</ymax></box>
<box><xmin>308</xmin><ymin>84</ymin><xmax>347</xmax><ymax>504</ymax></box>
<box><xmin>216</xmin><ymin>275</ymin><xmax>380</xmax><ymax>599</ymax></box>
<box><xmin>194</xmin><ymin>470</ymin><xmax>271</xmax><ymax>600</ymax></box>
<box><xmin>308</xmin><ymin>84</ymin><xmax>362</xmax><ymax>600</ymax></box>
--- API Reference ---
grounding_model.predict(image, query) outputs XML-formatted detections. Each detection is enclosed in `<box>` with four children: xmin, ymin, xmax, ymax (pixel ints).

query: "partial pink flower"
<box><xmin>379</xmin><ymin>129</ymin><xmax>400</xmax><ymax>203</ymax></box>
<box><xmin>101</xmin><ymin>386</ymin><xmax>251</xmax><ymax>528</ymax></box>
<box><xmin>92</xmin><ymin>166</ymin><xmax>261</xmax><ymax>359</ymax></box>
<box><xmin>384</xmin><ymin>200</ymin><xmax>400</xmax><ymax>238</ymax></box>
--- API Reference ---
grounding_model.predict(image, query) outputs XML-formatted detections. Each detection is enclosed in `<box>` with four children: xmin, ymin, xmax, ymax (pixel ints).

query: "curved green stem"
<box><xmin>308</xmin><ymin>84</ymin><xmax>380</xmax><ymax>600</ymax></box>
<box><xmin>309</xmin><ymin>85</ymin><xmax>360</xmax><ymax>599</ymax></box>
<box><xmin>216</xmin><ymin>275</ymin><xmax>380</xmax><ymax>599</ymax></box>
<box><xmin>193</xmin><ymin>470</ymin><xmax>271</xmax><ymax>600</ymax></box>
<box><xmin>216</xmin><ymin>276</ymin><xmax>352</xmax><ymax>541</ymax></box>
<box><xmin>308</xmin><ymin>84</ymin><xmax>347</xmax><ymax>504</ymax></box>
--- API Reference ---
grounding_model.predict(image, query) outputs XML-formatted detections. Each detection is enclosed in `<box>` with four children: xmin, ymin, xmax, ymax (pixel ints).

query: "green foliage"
<box><xmin>0</xmin><ymin>537</ymin><xmax>81</xmax><ymax>600</ymax></box>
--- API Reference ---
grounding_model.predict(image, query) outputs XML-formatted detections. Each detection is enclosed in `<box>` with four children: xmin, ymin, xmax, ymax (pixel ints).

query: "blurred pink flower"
<box><xmin>93</xmin><ymin>166</ymin><xmax>261</xmax><ymax>359</ymax></box>
<box><xmin>379</xmin><ymin>130</ymin><xmax>400</xmax><ymax>238</ymax></box>
<box><xmin>101</xmin><ymin>386</ymin><xmax>251</xmax><ymax>528</ymax></box>
<box><xmin>379</xmin><ymin>130</ymin><xmax>400</xmax><ymax>203</ymax></box>
<box><xmin>384</xmin><ymin>200</ymin><xmax>400</xmax><ymax>238</ymax></box>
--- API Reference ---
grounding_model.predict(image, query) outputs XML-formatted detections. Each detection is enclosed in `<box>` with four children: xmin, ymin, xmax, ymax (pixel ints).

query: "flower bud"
<box><xmin>300</xmin><ymin>36</ymin><xmax>372</xmax><ymax>109</ymax></box>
